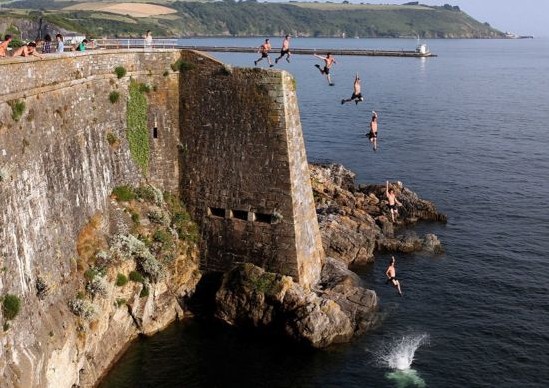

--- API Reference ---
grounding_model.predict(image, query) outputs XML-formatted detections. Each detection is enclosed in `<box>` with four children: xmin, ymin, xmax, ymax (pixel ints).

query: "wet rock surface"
<box><xmin>311</xmin><ymin>163</ymin><xmax>447</xmax><ymax>265</ymax></box>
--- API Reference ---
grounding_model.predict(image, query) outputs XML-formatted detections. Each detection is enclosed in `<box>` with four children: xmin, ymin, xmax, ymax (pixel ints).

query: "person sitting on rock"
<box><xmin>386</xmin><ymin>180</ymin><xmax>402</xmax><ymax>222</ymax></box>
<box><xmin>385</xmin><ymin>256</ymin><xmax>403</xmax><ymax>296</ymax></box>
<box><xmin>341</xmin><ymin>73</ymin><xmax>364</xmax><ymax>105</ymax></box>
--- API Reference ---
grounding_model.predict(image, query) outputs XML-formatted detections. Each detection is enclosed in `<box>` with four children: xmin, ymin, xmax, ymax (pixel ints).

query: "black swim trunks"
<box><xmin>388</xmin><ymin>203</ymin><xmax>396</xmax><ymax>210</ymax></box>
<box><xmin>351</xmin><ymin>93</ymin><xmax>362</xmax><ymax>100</ymax></box>
<box><xmin>386</xmin><ymin>277</ymin><xmax>398</xmax><ymax>284</ymax></box>
<box><xmin>369</xmin><ymin>131</ymin><xmax>377</xmax><ymax>139</ymax></box>
<box><xmin>280</xmin><ymin>49</ymin><xmax>290</xmax><ymax>55</ymax></box>
<box><xmin>261</xmin><ymin>52</ymin><xmax>269</xmax><ymax>58</ymax></box>
<box><xmin>323</xmin><ymin>66</ymin><xmax>330</xmax><ymax>75</ymax></box>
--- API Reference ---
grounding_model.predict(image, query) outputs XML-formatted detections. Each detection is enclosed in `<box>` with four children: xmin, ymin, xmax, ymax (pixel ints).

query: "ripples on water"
<box><xmin>100</xmin><ymin>38</ymin><xmax>549</xmax><ymax>387</ymax></box>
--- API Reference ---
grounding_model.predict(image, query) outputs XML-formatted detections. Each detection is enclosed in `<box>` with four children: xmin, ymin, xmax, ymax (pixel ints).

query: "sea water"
<box><xmin>100</xmin><ymin>38</ymin><xmax>549</xmax><ymax>387</ymax></box>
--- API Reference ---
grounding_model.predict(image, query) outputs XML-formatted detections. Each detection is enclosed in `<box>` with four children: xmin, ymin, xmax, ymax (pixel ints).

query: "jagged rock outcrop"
<box><xmin>311</xmin><ymin>163</ymin><xmax>447</xmax><ymax>265</ymax></box>
<box><xmin>215</xmin><ymin>262</ymin><xmax>377</xmax><ymax>348</ymax></box>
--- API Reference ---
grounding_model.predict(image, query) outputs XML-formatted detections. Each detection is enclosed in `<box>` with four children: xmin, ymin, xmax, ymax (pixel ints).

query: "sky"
<box><xmin>273</xmin><ymin>0</ymin><xmax>549</xmax><ymax>37</ymax></box>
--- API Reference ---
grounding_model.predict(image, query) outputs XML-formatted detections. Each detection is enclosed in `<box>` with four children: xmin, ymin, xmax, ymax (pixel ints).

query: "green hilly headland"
<box><xmin>1</xmin><ymin>1</ymin><xmax>505</xmax><ymax>39</ymax></box>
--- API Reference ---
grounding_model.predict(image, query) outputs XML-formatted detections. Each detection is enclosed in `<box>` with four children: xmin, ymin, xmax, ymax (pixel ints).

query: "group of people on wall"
<box><xmin>0</xmin><ymin>33</ymin><xmax>92</xmax><ymax>59</ymax></box>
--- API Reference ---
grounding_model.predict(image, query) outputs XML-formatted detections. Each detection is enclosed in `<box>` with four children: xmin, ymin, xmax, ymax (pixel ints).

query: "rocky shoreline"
<box><xmin>212</xmin><ymin>163</ymin><xmax>447</xmax><ymax>348</ymax></box>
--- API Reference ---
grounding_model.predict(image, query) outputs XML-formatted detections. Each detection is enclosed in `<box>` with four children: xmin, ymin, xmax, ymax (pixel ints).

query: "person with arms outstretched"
<box><xmin>341</xmin><ymin>73</ymin><xmax>364</xmax><ymax>105</ymax></box>
<box><xmin>386</xmin><ymin>180</ymin><xmax>402</xmax><ymax>222</ymax></box>
<box><xmin>275</xmin><ymin>35</ymin><xmax>291</xmax><ymax>64</ymax></box>
<box><xmin>385</xmin><ymin>256</ymin><xmax>403</xmax><ymax>296</ymax></box>
<box><xmin>314</xmin><ymin>52</ymin><xmax>336</xmax><ymax>86</ymax></box>
<box><xmin>254</xmin><ymin>38</ymin><xmax>274</xmax><ymax>67</ymax></box>
<box><xmin>369</xmin><ymin>111</ymin><xmax>378</xmax><ymax>151</ymax></box>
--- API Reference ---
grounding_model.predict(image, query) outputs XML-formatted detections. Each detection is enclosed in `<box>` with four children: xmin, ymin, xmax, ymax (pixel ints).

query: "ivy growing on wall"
<box><xmin>127</xmin><ymin>81</ymin><xmax>149</xmax><ymax>172</ymax></box>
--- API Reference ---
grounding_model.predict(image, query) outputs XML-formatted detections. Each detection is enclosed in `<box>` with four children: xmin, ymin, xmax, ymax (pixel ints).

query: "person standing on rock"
<box><xmin>341</xmin><ymin>73</ymin><xmax>364</xmax><ymax>105</ymax></box>
<box><xmin>386</xmin><ymin>180</ymin><xmax>401</xmax><ymax>222</ymax></box>
<box><xmin>144</xmin><ymin>30</ymin><xmax>153</xmax><ymax>50</ymax></box>
<box><xmin>369</xmin><ymin>111</ymin><xmax>378</xmax><ymax>151</ymax></box>
<box><xmin>254</xmin><ymin>38</ymin><xmax>274</xmax><ymax>67</ymax></box>
<box><xmin>385</xmin><ymin>256</ymin><xmax>403</xmax><ymax>296</ymax></box>
<box><xmin>313</xmin><ymin>52</ymin><xmax>336</xmax><ymax>86</ymax></box>
<box><xmin>275</xmin><ymin>35</ymin><xmax>291</xmax><ymax>64</ymax></box>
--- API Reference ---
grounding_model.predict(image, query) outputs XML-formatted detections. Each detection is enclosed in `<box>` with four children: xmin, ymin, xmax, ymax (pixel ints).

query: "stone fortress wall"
<box><xmin>178</xmin><ymin>51</ymin><xmax>323</xmax><ymax>288</ymax></box>
<box><xmin>0</xmin><ymin>49</ymin><xmax>324</xmax><ymax>386</ymax></box>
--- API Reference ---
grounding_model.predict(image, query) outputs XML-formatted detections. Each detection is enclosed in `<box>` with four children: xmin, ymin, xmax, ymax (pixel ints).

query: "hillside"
<box><xmin>1</xmin><ymin>1</ymin><xmax>505</xmax><ymax>39</ymax></box>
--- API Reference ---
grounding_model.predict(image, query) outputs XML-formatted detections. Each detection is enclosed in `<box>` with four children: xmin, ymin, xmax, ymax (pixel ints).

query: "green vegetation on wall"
<box><xmin>2</xmin><ymin>294</ymin><xmax>21</xmax><ymax>321</ymax></box>
<box><xmin>8</xmin><ymin>100</ymin><xmax>26</xmax><ymax>122</ymax></box>
<box><xmin>127</xmin><ymin>81</ymin><xmax>150</xmax><ymax>172</ymax></box>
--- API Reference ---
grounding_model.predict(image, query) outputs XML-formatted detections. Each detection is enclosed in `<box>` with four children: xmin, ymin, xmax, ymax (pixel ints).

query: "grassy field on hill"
<box><xmin>1</xmin><ymin>1</ymin><xmax>505</xmax><ymax>39</ymax></box>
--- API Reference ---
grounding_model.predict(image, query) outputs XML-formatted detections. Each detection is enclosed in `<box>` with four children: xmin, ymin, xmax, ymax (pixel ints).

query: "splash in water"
<box><xmin>377</xmin><ymin>333</ymin><xmax>429</xmax><ymax>370</ymax></box>
<box><xmin>374</xmin><ymin>333</ymin><xmax>429</xmax><ymax>387</ymax></box>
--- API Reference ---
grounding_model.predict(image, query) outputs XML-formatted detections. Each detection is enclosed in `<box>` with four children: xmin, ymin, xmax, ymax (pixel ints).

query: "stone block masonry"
<box><xmin>0</xmin><ymin>48</ymin><xmax>325</xmax><ymax>386</ymax></box>
<box><xmin>0</xmin><ymin>50</ymin><xmax>183</xmax><ymax>387</ymax></box>
<box><xmin>178</xmin><ymin>51</ymin><xmax>324</xmax><ymax>288</ymax></box>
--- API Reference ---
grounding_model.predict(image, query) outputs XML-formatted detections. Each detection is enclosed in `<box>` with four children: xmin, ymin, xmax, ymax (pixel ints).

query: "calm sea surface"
<box><xmin>100</xmin><ymin>38</ymin><xmax>549</xmax><ymax>387</ymax></box>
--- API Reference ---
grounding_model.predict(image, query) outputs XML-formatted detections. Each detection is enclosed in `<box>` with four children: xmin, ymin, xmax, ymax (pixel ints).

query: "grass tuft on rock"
<box><xmin>114</xmin><ymin>66</ymin><xmax>127</xmax><ymax>79</ymax></box>
<box><xmin>2</xmin><ymin>294</ymin><xmax>21</xmax><ymax>320</ymax></box>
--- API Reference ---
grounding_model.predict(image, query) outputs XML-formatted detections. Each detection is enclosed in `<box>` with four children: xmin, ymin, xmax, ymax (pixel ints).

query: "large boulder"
<box><xmin>215</xmin><ymin>262</ymin><xmax>377</xmax><ymax>348</ymax></box>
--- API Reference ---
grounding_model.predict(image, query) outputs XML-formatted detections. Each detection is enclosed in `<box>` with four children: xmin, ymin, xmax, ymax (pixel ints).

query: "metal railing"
<box><xmin>93</xmin><ymin>39</ymin><xmax>179</xmax><ymax>50</ymax></box>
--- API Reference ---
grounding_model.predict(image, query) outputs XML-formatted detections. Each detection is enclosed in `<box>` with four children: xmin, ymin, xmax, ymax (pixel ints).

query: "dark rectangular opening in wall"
<box><xmin>208</xmin><ymin>207</ymin><xmax>225</xmax><ymax>218</ymax></box>
<box><xmin>233</xmin><ymin>210</ymin><xmax>248</xmax><ymax>221</ymax></box>
<box><xmin>255</xmin><ymin>213</ymin><xmax>273</xmax><ymax>224</ymax></box>
<box><xmin>153</xmin><ymin>127</ymin><xmax>158</xmax><ymax>139</ymax></box>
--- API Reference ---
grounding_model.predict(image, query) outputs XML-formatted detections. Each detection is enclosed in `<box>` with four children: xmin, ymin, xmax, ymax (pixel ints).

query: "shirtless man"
<box><xmin>385</xmin><ymin>256</ymin><xmax>403</xmax><ymax>296</ymax></box>
<box><xmin>0</xmin><ymin>35</ymin><xmax>13</xmax><ymax>57</ymax></box>
<box><xmin>386</xmin><ymin>180</ymin><xmax>402</xmax><ymax>222</ymax></box>
<box><xmin>275</xmin><ymin>35</ymin><xmax>291</xmax><ymax>64</ymax></box>
<box><xmin>369</xmin><ymin>111</ymin><xmax>378</xmax><ymax>151</ymax></box>
<box><xmin>11</xmin><ymin>42</ymin><xmax>43</xmax><ymax>59</ymax></box>
<box><xmin>341</xmin><ymin>73</ymin><xmax>364</xmax><ymax>105</ymax></box>
<box><xmin>254</xmin><ymin>38</ymin><xmax>274</xmax><ymax>67</ymax></box>
<box><xmin>314</xmin><ymin>52</ymin><xmax>336</xmax><ymax>86</ymax></box>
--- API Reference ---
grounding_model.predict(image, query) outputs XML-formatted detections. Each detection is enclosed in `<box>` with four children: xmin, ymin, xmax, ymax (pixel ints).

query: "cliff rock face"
<box><xmin>215</xmin><ymin>261</ymin><xmax>377</xmax><ymax>348</ymax></box>
<box><xmin>311</xmin><ymin>163</ymin><xmax>446</xmax><ymax>265</ymax></box>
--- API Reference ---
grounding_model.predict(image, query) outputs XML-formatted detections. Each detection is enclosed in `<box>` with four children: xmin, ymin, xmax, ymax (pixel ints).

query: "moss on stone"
<box><xmin>127</xmin><ymin>81</ymin><xmax>150</xmax><ymax>172</ymax></box>
<box><xmin>8</xmin><ymin>100</ymin><xmax>25</xmax><ymax>122</ymax></box>
<box><xmin>109</xmin><ymin>91</ymin><xmax>120</xmax><ymax>104</ymax></box>
<box><xmin>114</xmin><ymin>66</ymin><xmax>127</xmax><ymax>79</ymax></box>
<box><xmin>2</xmin><ymin>294</ymin><xmax>21</xmax><ymax>321</ymax></box>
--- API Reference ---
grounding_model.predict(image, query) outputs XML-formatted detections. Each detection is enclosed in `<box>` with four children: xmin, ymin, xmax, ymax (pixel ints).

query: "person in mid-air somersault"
<box><xmin>313</xmin><ymin>52</ymin><xmax>337</xmax><ymax>86</ymax></box>
<box><xmin>341</xmin><ymin>73</ymin><xmax>364</xmax><ymax>105</ymax></box>
<box><xmin>385</xmin><ymin>256</ymin><xmax>403</xmax><ymax>296</ymax></box>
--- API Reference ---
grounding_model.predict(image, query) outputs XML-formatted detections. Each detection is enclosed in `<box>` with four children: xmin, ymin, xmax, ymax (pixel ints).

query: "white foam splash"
<box><xmin>377</xmin><ymin>333</ymin><xmax>429</xmax><ymax>371</ymax></box>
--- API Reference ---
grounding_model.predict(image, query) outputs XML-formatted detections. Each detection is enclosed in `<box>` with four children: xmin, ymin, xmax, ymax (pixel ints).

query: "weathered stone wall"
<box><xmin>178</xmin><ymin>51</ymin><xmax>323</xmax><ymax>287</ymax></box>
<box><xmin>0</xmin><ymin>50</ymin><xmax>183</xmax><ymax>387</ymax></box>
<box><xmin>0</xmin><ymin>48</ymin><xmax>325</xmax><ymax>387</ymax></box>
